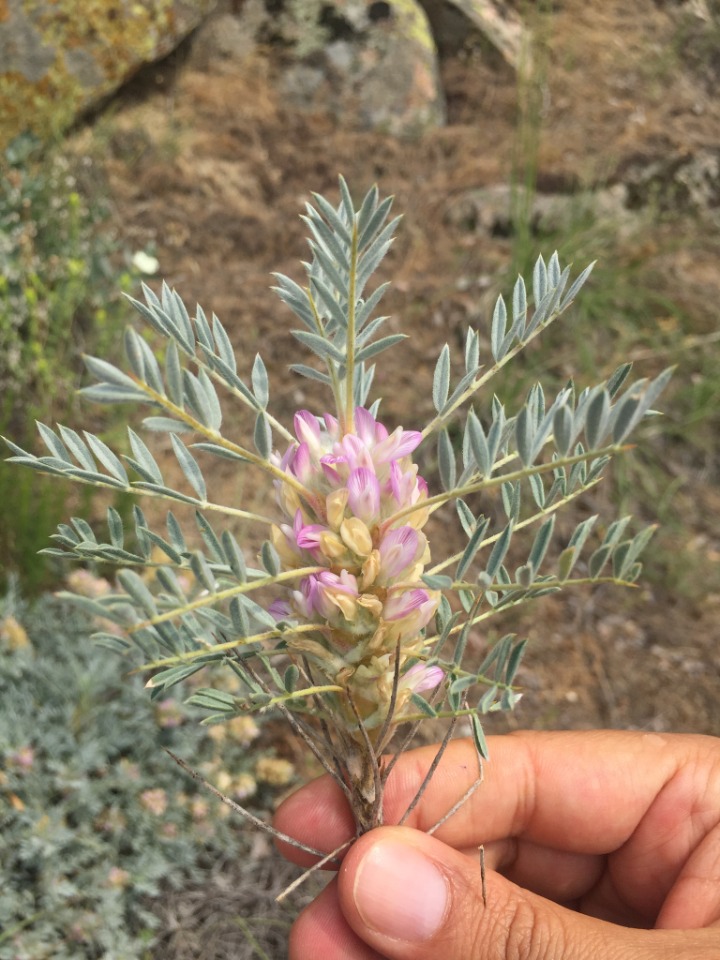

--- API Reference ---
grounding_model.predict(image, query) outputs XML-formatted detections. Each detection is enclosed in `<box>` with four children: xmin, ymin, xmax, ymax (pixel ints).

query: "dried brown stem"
<box><xmin>397</xmin><ymin>713</ymin><xmax>458</xmax><ymax>826</ymax></box>
<box><xmin>164</xmin><ymin>749</ymin><xmax>334</xmax><ymax>861</ymax></box>
<box><xmin>275</xmin><ymin>837</ymin><xmax>355</xmax><ymax>903</ymax></box>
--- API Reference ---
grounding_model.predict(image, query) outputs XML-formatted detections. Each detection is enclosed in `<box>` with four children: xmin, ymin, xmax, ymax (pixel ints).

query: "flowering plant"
<box><xmin>4</xmin><ymin>180</ymin><xmax>669</xmax><ymax>862</ymax></box>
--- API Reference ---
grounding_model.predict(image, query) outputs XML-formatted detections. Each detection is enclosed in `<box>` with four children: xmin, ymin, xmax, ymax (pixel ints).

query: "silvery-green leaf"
<box><xmin>229</xmin><ymin>597</ymin><xmax>250</xmax><ymax>636</ymax></box>
<box><xmin>515</xmin><ymin>564</ymin><xmax>533</xmax><ymax>586</ymax></box>
<box><xmin>433</xmin><ymin>344</ymin><xmax>451</xmax><ymax>412</ymax></box>
<box><xmin>490</xmin><ymin>294</ymin><xmax>507</xmax><ymax>361</ymax></box>
<box><xmin>83</xmin><ymin>432</ymin><xmax>129</xmax><ymax>483</ymax></box>
<box><xmin>589</xmin><ymin>544</ymin><xmax>612</xmax><ymax>578</ymax></box>
<box><xmin>222</xmin><ymin>531</ymin><xmax>247</xmax><ymax>582</ymax></box>
<box><xmin>118</xmin><ymin>569</ymin><xmax>157</xmax><ymax>617</ymax></box>
<box><xmin>79</xmin><ymin>384</ymin><xmax>148</xmax><ymax>404</ymax></box>
<box><xmin>511</xmin><ymin>274</ymin><xmax>527</xmax><ymax>339</ymax></box>
<box><xmin>358</xmin><ymin>195</ymin><xmax>394</xmax><ymax>249</ymax></box>
<box><xmin>36</xmin><ymin>422</ymin><xmax>70</xmax><ymax>462</ymax></box>
<box><xmin>141</xmin><ymin>528</ymin><xmax>184</xmax><ymax>564</ymax></box>
<box><xmin>186</xmin><ymin>688</ymin><xmax>237</xmax><ymax>712</ymax></box>
<box><xmin>355</xmin><ymin>334</ymin><xmax>406</xmax><ymax>363</ymax></box>
<box><xmin>456</xmin><ymin>499</ymin><xmax>476</xmax><ymax>538</ymax></box>
<box><xmin>124</xmin><ymin>327</ymin><xmax>146</xmax><ymax>382</ymax></box>
<box><xmin>606</xmin><ymin>362</ymin><xmax>632</xmax><ymax>398</ymax></box>
<box><xmin>132</xmin><ymin>482</ymin><xmax>199</xmax><ymax>505</ymax></box>
<box><xmin>211</xmin><ymin>313</ymin><xmax>237</xmax><ymax>374</ymax></box>
<box><xmin>182</xmin><ymin>369</ymin><xmax>214</xmax><ymax>429</ymax></box>
<box><xmin>528</xmin><ymin>514</ymin><xmax>555</xmax><ymax>573</ymax></box>
<box><xmin>618</xmin><ymin>525</ymin><xmax>656</xmax><ymax>579</ymax></box>
<box><xmin>166</xmin><ymin>511</ymin><xmax>186</xmax><ymax>554</ymax></box>
<box><xmin>528</xmin><ymin>472</ymin><xmax>545</xmax><ymax>508</ymax></box>
<box><xmin>602</xmin><ymin>515</ymin><xmax>632</xmax><ymax>549</ymax></box>
<box><xmin>261</xmin><ymin>540</ymin><xmax>280</xmax><ymax>576</ymax></box>
<box><xmin>586</xmin><ymin>388</ymin><xmax>610</xmax><ymax>449</ymax></box>
<box><xmin>190</xmin><ymin>550</ymin><xmax>216</xmax><ymax>591</ymax></box>
<box><xmin>190</xmin><ymin>443</ymin><xmax>250</xmax><ymax>463</ymax></box>
<box><xmin>505</xmin><ymin>638</ymin><xmax>528</xmax><ymax>684</ymax></box>
<box><xmin>83</xmin><ymin>355</ymin><xmax>141</xmax><ymax>391</ymax></box>
<box><xmin>356</xmin><ymin>281</ymin><xmax>390</xmax><ymax>330</ymax></box>
<box><xmin>164</xmin><ymin>339</ymin><xmax>184</xmax><ymax>408</ymax></box>
<box><xmin>559</xmin><ymin>260</ymin><xmax>595</xmax><ymax>311</ymax></box>
<box><xmin>456</xmin><ymin>516</ymin><xmax>490</xmax><ymax>580</ymax></box>
<box><xmin>58</xmin><ymin>426</ymin><xmax>95</xmax><ymax>471</ymax></box>
<box><xmin>553</xmin><ymin>404</ymin><xmax>573</xmax><ymax>456</ymax></box>
<box><xmin>465</xmin><ymin>327</ymin><xmax>479</xmax><ymax>374</ymax></box>
<box><xmin>409</xmin><ymin>692</ymin><xmax>438</xmax><ymax>717</ymax></box>
<box><xmin>515</xmin><ymin>406</ymin><xmax>534</xmax><ymax>466</ymax></box>
<box><xmin>171</xmin><ymin>434</ymin><xmax>206</xmax><ymax>501</ymax></box>
<box><xmin>438</xmin><ymin>428</ymin><xmax>456</xmax><ymax>491</ymax></box>
<box><xmin>478</xmin><ymin>686</ymin><xmax>498</xmax><ymax>714</ymax></box>
<box><xmin>486</xmin><ymin>521</ymin><xmax>513</xmax><ymax>578</ymax></box>
<box><xmin>302</xmin><ymin>210</ymin><xmax>350</xmax><ymax>268</ymax></box>
<box><xmin>548</xmin><ymin>251</ymin><xmax>561</xmax><ymax>287</ymax></box>
<box><xmin>292</xmin><ymin>329</ymin><xmax>344</xmax><ymax>364</ymax></box>
<box><xmin>421</xmin><ymin>573</ymin><xmax>453</xmax><ymax>590</ymax></box>
<box><xmin>569</xmin><ymin>515</ymin><xmax>597</xmax><ymax>554</ymax></box>
<box><xmin>338</xmin><ymin>174</ymin><xmax>355</xmax><ymax>223</ymax></box>
<box><xmin>313</xmin><ymin>190</ymin><xmax>354</xmax><ymax>245</ymax></box>
<box><xmin>251</xmin><ymin>353</ymin><xmax>269</xmax><ymax>409</ymax></box>
<box><xmin>127</xmin><ymin>428</ymin><xmax>163</xmax><ymax>484</ymax></box>
<box><xmin>558</xmin><ymin>547</ymin><xmax>576</xmax><ymax>581</ymax></box>
<box><xmin>106</xmin><ymin>507</ymin><xmax>124</xmax><ymax>548</ymax></box>
<box><xmin>467</xmin><ymin>409</ymin><xmax>490</xmax><ymax>476</ymax></box>
<box><xmin>532</xmin><ymin>253</ymin><xmax>547</xmax><ymax>304</ymax></box>
<box><xmin>501</xmin><ymin>481</ymin><xmax>521</xmax><ymax>522</ymax></box>
<box><xmin>195</xmin><ymin>512</ymin><xmax>224</xmax><ymax>563</ymax></box>
<box><xmin>290</xmin><ymin>364</ymin><xmax>332</xmax><ymax>385</ymax></box>
<box><xmin>156</xmin><ymin>566</ymin><xmax>187</xmax><ymax>602</ymax></box>
<box><xmin>197</xmin><ymin>368</ymin><xmax>223</xmax><ymax>431</ymax></box>
<box><xmin>254</xmin><ymin>413</ymin><xmax>271</xmax><ymax>459</ymax></box>
<box><xmin>193</xmin><ymin>304</ymin><xmax>212</xmax><ymax>351</ymax></box>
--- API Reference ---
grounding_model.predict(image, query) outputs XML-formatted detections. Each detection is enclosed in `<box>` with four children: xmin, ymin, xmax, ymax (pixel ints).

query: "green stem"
<box><xmin>131</xmin><ymin>565</ymin><xmax>324</xmax><ymax>632</ymax></box>
<box><xmin>386</xmin><ymin>444</ymin><xmax>620</xmax><ymax>528</ymax></box>
<box><xmin>139</xmin><ymin>622</ymin><xmax>324</xmax><ymax>672</ymax></box>
<box><xmin>132</xmin><ymin>377</ymin><xmax>315</xmax><ymax>503</ymax></box>
<box><xmin>426</xmin><ymin>479</ymin><xmax>600</xmax><ymax>574</ymax></box>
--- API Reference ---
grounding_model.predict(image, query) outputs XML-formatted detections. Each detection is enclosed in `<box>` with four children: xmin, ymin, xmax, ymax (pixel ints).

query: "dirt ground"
<box><xmin>67</xmin><ymin>0</ymin><xmax>720</xmax><ymax>953</ymax></box>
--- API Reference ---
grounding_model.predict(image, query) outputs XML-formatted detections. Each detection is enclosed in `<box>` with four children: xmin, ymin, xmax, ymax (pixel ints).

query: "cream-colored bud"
<box><xmin>271</xmin><ymin>524</ymin><xmax>299</xmax><ymax>565</ymax></box>
<box><xmin>361</xmin><ymin>550</ymin><xmax>380</xmax><ymax>589</ymax></box>
<box><xmin>357</xmin><ymin>593</ymin><xmax>383</xmax><ymax>618</ymax></box>
<box><xmin>332</xmin><ymin>591</ymin><xmax>358</xmax><ymax>622</ymax></box>
<box><xmin>406</xmin><ymin>505</ymin><xmax>430</xmax><ymax>530</ymax></box>
<box><xmin>281</xmin><ymin>484</ymin><xmax>302</xmax><ymax>516</ymax></box>
<box><xmin>340</xmin><ymin>517</ymin><xmax>373</xmax><ymax>557</ymax></box>
<box><xmin>367</xmin><ymin>624</ymin><xmax>387</xmax><ymax>653</ymax></box>
<box><xmin>319</xmin><ymin>531</ymin><xmax>346</xmax><ymax>559</ymax></box>
<box><xmin>326</xmin><ymin>489</ymin><xmax>349</xmax><ymax>531</ymax></box>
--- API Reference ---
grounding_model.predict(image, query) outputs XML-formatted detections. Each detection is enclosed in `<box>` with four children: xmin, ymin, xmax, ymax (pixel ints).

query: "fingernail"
<box><xmin>352</xmin><ymin>839</ymin><xmax>449</xmax><ymax>942</ymax></box>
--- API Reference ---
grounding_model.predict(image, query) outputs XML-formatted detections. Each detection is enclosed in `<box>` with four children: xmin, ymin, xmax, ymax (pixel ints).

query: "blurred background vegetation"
<box><xmin>1</xmin><ymin>0</ymin><xmax>719</xmax><ymax>956</ymax></box>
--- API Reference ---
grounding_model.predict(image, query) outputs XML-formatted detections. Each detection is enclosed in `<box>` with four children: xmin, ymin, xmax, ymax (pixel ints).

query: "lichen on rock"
<box><xmin>0</xmin><ymin>0</ymin><xmax>218</xmax><ymax>148</ymax></box>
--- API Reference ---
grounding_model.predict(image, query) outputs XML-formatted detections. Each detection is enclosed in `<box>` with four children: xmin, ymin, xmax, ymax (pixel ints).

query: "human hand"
<box><xmin>274</xmin><ymin>730</ymin><xmax>720</xmax><ymax>959</ymax></box>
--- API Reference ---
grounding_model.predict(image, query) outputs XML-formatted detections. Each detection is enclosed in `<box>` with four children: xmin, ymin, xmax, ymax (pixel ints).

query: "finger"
<box><xmin>276</xmin><ymin>730</ymin><xmax>706</xmax><ymax>858</ymax></box>
<box><xmin>288</xmin><ymin>877</ymin><xmax>385</xmax><ymax>960</ymax></box>
<box><xmin>336</xmin><ymin>826</ymin><xmax>720</xmax><ymax>960</ymax></box>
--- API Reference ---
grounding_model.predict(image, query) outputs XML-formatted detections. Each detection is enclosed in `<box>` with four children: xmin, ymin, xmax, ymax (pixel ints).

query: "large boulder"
<box><xmin>0</xmin><ymin>0</ymin><xmax>218</xmax><ymax>149</ymax></box>
<box><xmin>273</xmin><ymin>0</ymin><xmax>447</xmax><ymax>137</ymax></box>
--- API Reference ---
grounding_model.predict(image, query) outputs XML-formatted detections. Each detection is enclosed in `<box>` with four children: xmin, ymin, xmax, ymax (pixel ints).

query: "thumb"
<box><xmin>335</xmin><ymin>826</ymin><xmax>708</xmax><ymax>960</ymax></box>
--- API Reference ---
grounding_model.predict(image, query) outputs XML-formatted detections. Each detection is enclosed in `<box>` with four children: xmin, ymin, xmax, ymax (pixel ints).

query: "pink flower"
<box><xmin>347</xmin><ymin>468</ymin><xmax>381</xmax><ymax>523</ymax></box>
<box><xmin>378</xmin><ymin>526</ymin><xmax>422</xmax><ymax>581</ymax></box>
<box><xmin>402</xmin><ymin>662</ymin><xmax>445</xmax><ymax>693</ymax></box>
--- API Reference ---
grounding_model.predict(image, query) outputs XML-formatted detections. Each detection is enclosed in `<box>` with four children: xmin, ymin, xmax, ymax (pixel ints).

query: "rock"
<box><xmin>419</xmin><ymin>0</ymin><xmax>526</xmax><ymax>66</ymax></box>
<box><xmin>445</xmin><ymin>183</ymin><xmax>638</xmax><ymax>238</ymax></box>
<box><xmin>0</xmin><ymin>0</ymin><xmax>218</xmax><ymax>149</ymax></box>
<box><xmin>622</xmin><ymin>148</ymin><xmax>720</xmax><ymax>221</ymax></box>
<box><xmin>273</xmin><ymin>0</ymin><xmax>445</xmax><ymax>136</ymax></box>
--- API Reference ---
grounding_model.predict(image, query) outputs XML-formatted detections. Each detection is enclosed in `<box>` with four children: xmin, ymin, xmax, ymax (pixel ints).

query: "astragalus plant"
<box><xmin>4</xmin><ymin>179</ymin><xmax>669</xmax><ymax>847</ymax></box>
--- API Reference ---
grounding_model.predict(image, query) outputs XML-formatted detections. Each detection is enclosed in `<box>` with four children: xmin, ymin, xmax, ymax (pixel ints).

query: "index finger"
<box><xmin>274</xmin><ymin>729</ymin><xmax>718</xmax><ymax>863</ymax></box>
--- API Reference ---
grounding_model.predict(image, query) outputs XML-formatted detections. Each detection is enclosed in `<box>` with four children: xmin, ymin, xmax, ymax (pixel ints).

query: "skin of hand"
<box><xmin>273</xmin><ymin>730</ymin><xmax>720</xmax><ymax>960</ymax></box>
